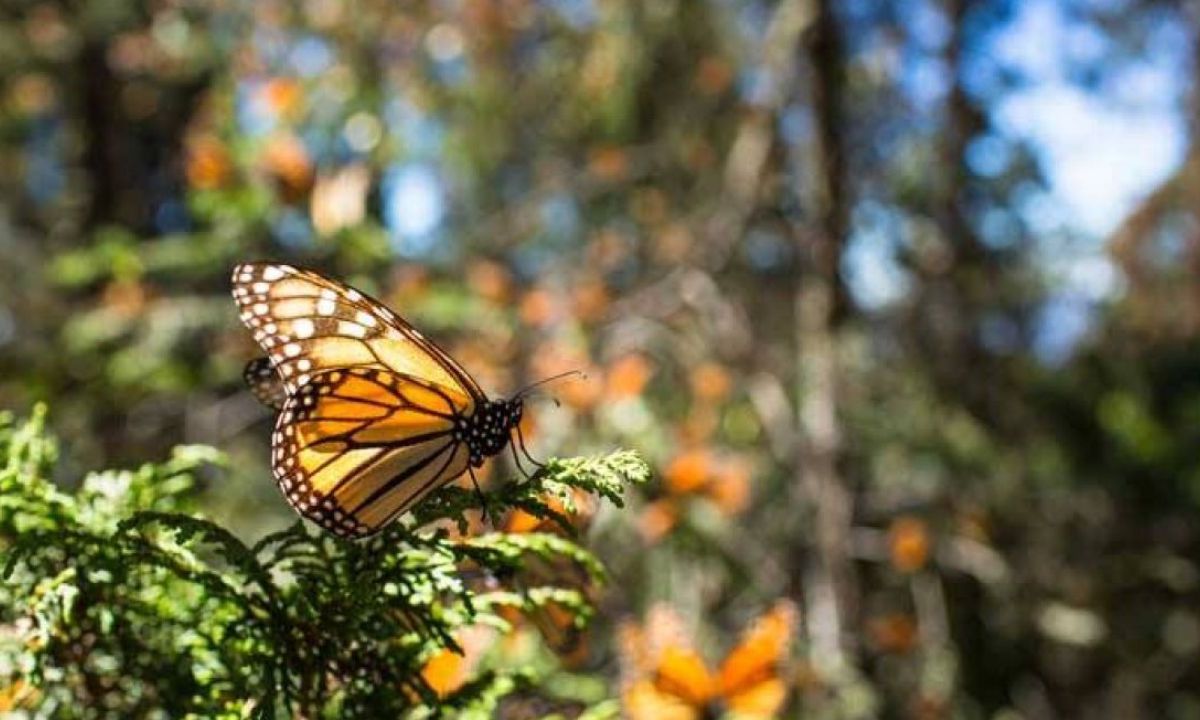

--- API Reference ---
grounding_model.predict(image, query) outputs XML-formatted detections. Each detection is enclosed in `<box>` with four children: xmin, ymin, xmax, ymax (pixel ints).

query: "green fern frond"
<box><xmin>0</xmin><ymin>408</ymin><xmax>647</xmax><ymax>718</ymax></box>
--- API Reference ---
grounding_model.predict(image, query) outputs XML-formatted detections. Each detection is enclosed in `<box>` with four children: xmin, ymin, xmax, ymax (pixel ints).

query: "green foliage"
<box><xmin>0</xmin><ymin>407</ymin><xmax>648</xmax><ymax>718</ymax></box>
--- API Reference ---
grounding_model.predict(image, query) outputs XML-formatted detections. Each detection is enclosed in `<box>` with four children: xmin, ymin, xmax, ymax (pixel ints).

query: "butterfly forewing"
<box><xmin>717</xmin><ymin>602</ymin><xmax>796</xmax><ymax>718</ymax></box>
<box><xmin>717</xmin><ymin>602</ymin><xmax>795</xmax><ymax>696</ymax></box>
<box><xmin>273</xmin><ymin>368</ymin><xmax>470</xmax><ymax>538</ymax></box>
<box><xmin>231</xmin><ymin>262</ymin><xmax>484</xmax><ymax>400</ymax></box>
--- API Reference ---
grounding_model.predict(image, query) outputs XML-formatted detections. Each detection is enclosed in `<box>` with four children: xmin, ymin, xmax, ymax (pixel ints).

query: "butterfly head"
<box><xmin>462</xmin><ymin>398</ymin><xmax>523</xmax><ymax>467</ymax></box>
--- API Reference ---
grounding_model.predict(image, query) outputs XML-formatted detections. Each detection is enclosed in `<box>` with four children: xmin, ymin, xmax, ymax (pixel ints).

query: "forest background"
<box><xmin>1</xmin><ymin>0</ymin><xmax>1200</xmax><ymax>717</ymax></box>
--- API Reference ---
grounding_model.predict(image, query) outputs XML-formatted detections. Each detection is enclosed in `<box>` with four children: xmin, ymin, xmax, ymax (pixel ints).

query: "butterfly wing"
<box><xmin>618</xmin><ymin>609</ymin><xmax>712</xmax><ymax>720</ymax></box>
<box><xmin>243</xmin><ymin>357</ymin><xmax>287</xmax><ymax>411</ymax></box>
<box><xmin>717</xmin><ymin>602</ymin><xmax>797</xmax><ymax>718</ymax></box>
<box><xmin>503</xmin><ymin>488</ymin><xmax>598</xmax><ymax>535</ymax></box>
<box><xmin>655</xmin><ymin>647</ymin><xmax>716</xmax><ymax>708</ymax></box>
<box><xmin>623</xmin><ymin>680</ymin><xmax>703</xmax><ymax>720</ymax></box>
<box><xmin>274</xmin><ymin>368</ymin><xmax>471</xmax><ymax>538</ymax></box>
<box><xmin>231</xmin><ymin>262</ymin><xmax>485</xmax><ymax>401</ymax></box>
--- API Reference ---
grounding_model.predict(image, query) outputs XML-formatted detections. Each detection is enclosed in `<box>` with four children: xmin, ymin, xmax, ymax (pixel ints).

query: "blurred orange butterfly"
<box><xmin>486</xmin><ymin>490</ymin><xmax>601</xmax><ymax>664</ymax></box>
<box><xmin>618</xmin><ymin>601</ymin><xmax>797</xmax><ymax>720</ymax></box>
<box><xmin>639</xmin><ymin>449</ymin><xmax>752</xmax><ymax>543</ymax></box>
<box><xmin>418</xmin><ymin>625</ymin><xmax>496</xmax><ymax>699</ymax></box>
<box><xmin>502</xmin><ymin>488</ymin><xmax>598</xmax><ymax>536</ymax></box>
<box><xmin>232</xmin><ymin>262</ymin><xmax>562</xmax><ymax>538</ymax></box>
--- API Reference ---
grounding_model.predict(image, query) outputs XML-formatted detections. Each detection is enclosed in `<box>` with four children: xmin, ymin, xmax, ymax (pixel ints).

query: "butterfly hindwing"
<box><xmin>231</xmin><ymin>262</ymin><xmax>484</xmax><ymax>401</ymax></box>
<box><xmin>243</xmin><ymin>357</ymin><xmax>287</xmax><ymax>411</ymax></box>
<box><xmin>623</xmin><ymin>681</ymin><xmax>701</xmax><ymax>720</ymax></box>
<box><xmin>273</xmin><ymin>368</ymin><xmax>471</xmax><ymax>538</ymax></box>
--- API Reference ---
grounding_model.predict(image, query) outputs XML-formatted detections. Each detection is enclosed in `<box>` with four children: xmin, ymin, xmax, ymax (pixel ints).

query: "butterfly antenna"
<box><xmin>514</xmin><ymin>369</ymin><xmax>587</xmax><ymax>400</ymax></box>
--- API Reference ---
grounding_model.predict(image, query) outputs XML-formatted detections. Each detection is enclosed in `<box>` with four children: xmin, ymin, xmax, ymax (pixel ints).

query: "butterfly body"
<box><xmin>457</xmin><ymin>398</ymin><xmax>523</xmax><ymax>467</ymax></box>
<box><xmin>232</xmin><ymin>262</ymin><xmax>532</xmax><ymax>539</ymax></box>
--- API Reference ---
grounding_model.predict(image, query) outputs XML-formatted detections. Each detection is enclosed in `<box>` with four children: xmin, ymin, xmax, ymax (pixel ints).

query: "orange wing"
<box><xmin>623</xmin><ymin>679</ymin><xmax>705</xmax><ymax>720</ymax></box>
<box><xmin>273</xmin><ymin>368</ymin><xmax>471</xmax><ymax>538</ymax></box>
<box><xmin>656</xmin><ymin>646</ymin><xmax>717</xmax><ymax>707</ymax></box>
<box><xmin>717</xmin><ymin>602</ymin><xmax>797</xmax><ymax>718</ymax></box>
<box><xmin>619</xmin><ymin>606</ymin><xmax>715</xmax><ymax>720</ymax></box>
<box><xmin>419</xmin><ymin>626</ymin><xmax>496</xmax><ymax>698</ymax></box>
<box><xmin>503</xmin><ymin>489</ymin><xmax>597</xmax><ymax>535</ymax></box>
<box><xmin>231</xmin><ymin>262</ymin><xmax>484</xmax><ymax>401</ymax></box>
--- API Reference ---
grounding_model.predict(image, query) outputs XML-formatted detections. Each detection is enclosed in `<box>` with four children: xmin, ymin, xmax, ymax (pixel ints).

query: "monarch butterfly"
<box><xmin>618</xmin><ymin>602</ymin><xmax>796</xmax><ymax>720</ymax></box>
<box><xmin>232</xmin><ymin>262</ymin><xmax>563</xmax><ymax>539</ymax></box>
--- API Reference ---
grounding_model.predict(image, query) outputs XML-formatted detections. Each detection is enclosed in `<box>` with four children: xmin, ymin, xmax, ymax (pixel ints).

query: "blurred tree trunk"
<box><xmin>939</xmin><ymin>0</ymin><xmax>983</xmax><ymax>266</ymax></box>
<box><xmin>77</xmin><ymin>34</ymin><xmax>212</xmax><ymax>235</ymax></box>
<box><xmin>796</xmin><ymin>0</ymin><xmax>857</xmax><ymax>670</ymax></box>
<box><xmin>80</xmin><ymin>38</ymin><xmax>121</xmax><ymax>230</ymax></box>
<box><xmin>918</xmin><ymin>0</ymin><xmax>996</xmax><ymax>424</ymax></box>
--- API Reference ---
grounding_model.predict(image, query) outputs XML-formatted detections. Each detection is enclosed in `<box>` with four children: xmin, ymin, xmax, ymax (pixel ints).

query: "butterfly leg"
<box><xmin>468</xmin><ymin>465</ymin><xmax>493</xmax><ymax>526</ymax></box>
<box><xmin>515</xmin><ymin>423</ymin><xmax>545</xmax><ymax>472</ymax></box>
<box><xmin>510</xmin><ymin>440</ymin><xmax>534</xmax><ymax>480</ymax></box>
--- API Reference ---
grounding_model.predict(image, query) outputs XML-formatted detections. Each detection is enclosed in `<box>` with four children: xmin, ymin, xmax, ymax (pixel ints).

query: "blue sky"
<box><xmin>993</xmin><ymin>0</ymin><xmax>1188</xmax><ymax>242</ymax></box>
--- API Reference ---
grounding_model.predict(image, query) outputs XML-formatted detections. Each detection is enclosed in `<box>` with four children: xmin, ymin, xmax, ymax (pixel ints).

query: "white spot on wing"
<box><xmin>262</xmin><ymin>266</ymin><xmax>285</xmax><ymax>281</ymax></box>
<box><xmin>316</xmin><ymin>299</ymin><xmax>336</xmax><ymax>316</ymax></box>
<box><xmin>294</xmin><ymin>318</ymin><xmax>315</xmax><ymax>338</ymax></box>
<box><xmin>340</xmin><ymin>321</ymin><xmax>367</xmax><ymax>338</ymax></box>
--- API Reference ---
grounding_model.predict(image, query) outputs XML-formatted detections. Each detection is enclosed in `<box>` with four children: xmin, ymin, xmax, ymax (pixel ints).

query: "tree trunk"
<box><xmin>796</xmin><ymin>0</ymin><xmax>856</xmax><ymax>670</ymax></box>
